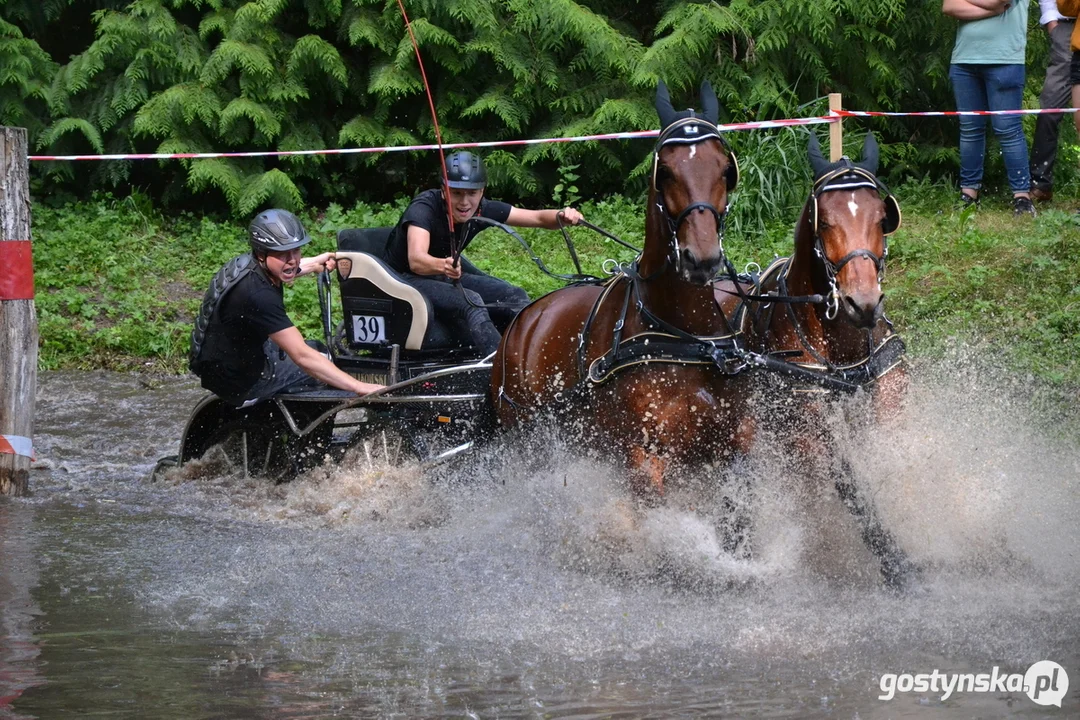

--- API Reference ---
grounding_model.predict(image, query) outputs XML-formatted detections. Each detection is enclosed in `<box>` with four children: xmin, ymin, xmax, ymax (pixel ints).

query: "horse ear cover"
<box><xmin>807</xmin><ymin>132</ymin><xmax>831</xmax><ymax>179</ymax></box>
<box><xmin>857</xmin><ymin>133</ymin><xmax>880</xmax><ymax>175</ymax></box>
<box><xmin>699</xmin><ymin>80</ymin><xmax>720</xmax><ymax>125</ymax></box>
<box><xmin>698</xmin><ymin>80</ymin><xmax>737</xmax><ymax>191</ymax></box>
<box><xmin>655</xmin><ymin>78</ymin><xmax>737</xmax><ymax>192</ymax></box>
<box><xmin>655</xmin><ymin>80</ymin><xmax>677</xmax><ymax>129</ymax></box>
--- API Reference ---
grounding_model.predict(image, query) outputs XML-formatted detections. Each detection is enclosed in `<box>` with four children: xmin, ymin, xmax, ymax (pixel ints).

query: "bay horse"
<box><xmin>491</xmin><ymin>80</ymin><xmax>751</xmax><ymax>496</ymax></box>
<box><xmin>715</xmin><ymin>132</ymin><xmax>913</xmax><ymax>586</ymax></box>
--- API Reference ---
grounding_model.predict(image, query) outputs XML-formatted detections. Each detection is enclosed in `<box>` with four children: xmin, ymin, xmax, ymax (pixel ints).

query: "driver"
<box><xmin>189</xmin><ymin>208</ymin><xmax>384</xmax><ymax>406</ymax></box>
<box><xmin>384</xmin><ymin>151</ymin><xmax>584</xmax><ymax>354</ymax></box>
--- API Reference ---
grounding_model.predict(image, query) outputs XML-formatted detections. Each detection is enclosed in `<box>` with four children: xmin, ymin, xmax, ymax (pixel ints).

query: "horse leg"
<box><xmin>835</xmin><ymin>458</ymin><xmax>914</xmax><ymax>590</ymax></box>
<box><xmin>873</xmin><ymin>364</ymin><xmax>909</xmax><ymax>425</ymax></box>
<box><xmin>627</xmin><ymin>446</ymin><xmax>666</xmax><ymax>499</ymax></box>
<box><xmin>717</xmin><ymin>413</ymin><xmax>757</xmax><ymax>558</ymax></box>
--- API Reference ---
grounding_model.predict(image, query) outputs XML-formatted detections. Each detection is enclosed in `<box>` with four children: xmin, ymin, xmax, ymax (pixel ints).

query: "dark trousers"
<box><xmin>237</xmin><ymin>339</ymin><xmax>326</xmax><ymax>405</ymax></box>
<box><xmin>401</xmin><ymin>269</ymin><xmax>529</xmax><ymax>354</ymax></box>
<box><xmin>1031</xmin><ymin>21</ymin><xmax>1074</xmax><ymax>191</ymax></box>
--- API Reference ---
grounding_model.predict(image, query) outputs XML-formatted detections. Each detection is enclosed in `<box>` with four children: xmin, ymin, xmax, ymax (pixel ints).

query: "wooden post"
<box><xmin>0</xmin><ymin>127</ymin><xmax>37</xmax><ymax>496</ymax></box>
<box><xmin>828</xmin><ymin>93</ymin><xmax>843</xmax><ymax>162</ymax></box>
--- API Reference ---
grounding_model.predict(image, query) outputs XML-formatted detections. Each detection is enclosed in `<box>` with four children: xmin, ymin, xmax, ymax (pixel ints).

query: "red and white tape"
<box><xmin>0</xmin><ymin>434</ymin><xmax>34</xmax><ymax>461</ymax></box>
<box><xmin>27</xmin><ymin>116</ymin><xmax>835</xmax><ymax>162</ymax></box>
<box><xmin>834</xmin><ymin>107</ymin><xmax>1078</xmax><ymax>118</ymax></box>
<box><xmin>25</xmin><ymin>105</ymin><xmax>1077</xmax><ymax>163</ymax></box>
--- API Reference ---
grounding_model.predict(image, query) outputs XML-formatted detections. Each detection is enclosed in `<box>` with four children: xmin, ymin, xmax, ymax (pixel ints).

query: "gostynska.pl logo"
<box><xmin>879</xmin><ymin>661</ymin><xmax>1068</xmax><ymax>707</ymax></box>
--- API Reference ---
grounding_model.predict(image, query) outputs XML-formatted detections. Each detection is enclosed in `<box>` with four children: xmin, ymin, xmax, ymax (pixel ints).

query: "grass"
<box><xmin>27</xmin><ymin>186</ymin><xmax>1080</xmax><ymax>392</ymax></box>
<box><xmin>885</xmin><ymin>187</ymin><xmax>1080</xmax><ymax>385</ymax></box>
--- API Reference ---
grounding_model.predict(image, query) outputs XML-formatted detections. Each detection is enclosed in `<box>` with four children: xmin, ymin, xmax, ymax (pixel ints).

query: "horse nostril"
<box><xmin>843</xmin><ymin>294</ymin><xmax>882</xmax><ymax>327</ymax></box>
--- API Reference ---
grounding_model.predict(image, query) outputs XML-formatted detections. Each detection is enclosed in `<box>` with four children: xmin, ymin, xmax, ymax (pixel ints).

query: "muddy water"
<box><xmin>1</xmin><ymin>363</ymin><xmax>1078</xmax><ymax>718</ymax></box>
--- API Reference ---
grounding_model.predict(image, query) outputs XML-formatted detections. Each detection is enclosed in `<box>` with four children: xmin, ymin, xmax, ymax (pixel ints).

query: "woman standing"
<box><xmin>943</xmin><ymin>0</ymin><xmax>1036</xmax><ymax>216</ymax></box>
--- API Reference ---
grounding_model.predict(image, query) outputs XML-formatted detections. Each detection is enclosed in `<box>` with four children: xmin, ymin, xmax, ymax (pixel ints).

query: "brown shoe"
<box><xmin>1030</xmin><ymin>187</ymin><xmax>1053</xmax><ymax>203</ymax></box>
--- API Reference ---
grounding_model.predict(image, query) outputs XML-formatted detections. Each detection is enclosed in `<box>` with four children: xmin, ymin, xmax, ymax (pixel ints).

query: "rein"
<box><xmin>393</xmin><ymin>0</ymin><xmax>454</xmax><ymax>240</ymax></box>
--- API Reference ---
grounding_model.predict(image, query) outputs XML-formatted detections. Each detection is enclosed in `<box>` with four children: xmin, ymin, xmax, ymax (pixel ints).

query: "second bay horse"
<box><xmin>716</xmin><ymin>132</ymin><xmax>913</xmax><ymax>586</ymax></box>
<box><xmin>491</xmin><ymin>80</ymin><xmax>750</xmax><ymax>496</ymax></box>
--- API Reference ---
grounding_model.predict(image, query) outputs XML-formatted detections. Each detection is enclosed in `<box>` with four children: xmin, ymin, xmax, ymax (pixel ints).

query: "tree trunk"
<box><xmin>0</xmin><ymin>127</ymin><xmax>37</xmax><ymax>496</ymax></box>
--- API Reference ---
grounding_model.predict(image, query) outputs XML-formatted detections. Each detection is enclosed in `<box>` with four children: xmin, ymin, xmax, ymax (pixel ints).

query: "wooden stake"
<box><xmin>828</xmin><ymin>93</ymin><xmax>843</xmax><ymax>162</ymax></box>
<box><xmin>0</xmin><ymin>127</ymin><xmax>37</xmax><ymax>496</ymax></box>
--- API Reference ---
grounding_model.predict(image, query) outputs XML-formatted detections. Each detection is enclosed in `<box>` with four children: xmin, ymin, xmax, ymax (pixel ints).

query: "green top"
<box><xmin>951</xmin><ymin>1</ymin><xmax>1029</xmax><ymax>64</ymax></box>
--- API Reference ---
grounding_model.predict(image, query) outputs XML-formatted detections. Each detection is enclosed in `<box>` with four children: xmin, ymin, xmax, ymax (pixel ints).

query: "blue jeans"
<box><xmin>949</xmin><ymin>63</ymin><xmax>1031</xmax><ymax>194</ymax></box>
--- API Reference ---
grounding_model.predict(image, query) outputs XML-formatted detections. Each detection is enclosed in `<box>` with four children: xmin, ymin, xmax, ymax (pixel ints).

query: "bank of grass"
<box><xmin>30</xmin><ymin>186</ymin><xmax>1080</xmax><ymax>388</ymax></box>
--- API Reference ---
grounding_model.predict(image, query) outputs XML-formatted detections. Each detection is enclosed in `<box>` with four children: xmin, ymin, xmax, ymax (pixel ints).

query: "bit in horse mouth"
<box><xmin>679</xmin><ymin>259</ymin><xmax>720</xmax><ymax>286</ymax></box>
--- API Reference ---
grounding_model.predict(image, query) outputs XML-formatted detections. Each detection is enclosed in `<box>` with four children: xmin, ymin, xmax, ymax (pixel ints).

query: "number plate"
<box><xmin>351</xmin><ymin>314</ymin><xmax>386</xmax><ymax>344</ymax></box>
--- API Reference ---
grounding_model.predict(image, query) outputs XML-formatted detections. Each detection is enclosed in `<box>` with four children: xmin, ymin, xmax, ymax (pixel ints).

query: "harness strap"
<box><xmin>714</xmin><ymin>282</ymin><xmax>824</xmax><ymax>305</ymax></box>
<box><xmin>778</xmin><ymin>332</ymin><xmax>907</xmax><ymax>391</ymax></box>
<box><xmin>582</xmin><ymin>266</ymin><xmax>746</xmax><ymax>385</ymax></box>
<box><xmin>576</xmin><ymin>271</ymin><xmax>627</xmax><ymax>379</ymax></box>
<box><xmin>778</xmin><ymin>270</ymin><xmax>836</xmax><ymax>370</ymax></box>
<box><xmin>727</xmin><ymin>256</ymin><xmax>786</xmax><ymax>342</ymax></box>
<box><xmin>599</xmin><ymin>276</ymin><xmax>636</xmax><ymax>379</ymax></box>
<box><xmin>587</xmin><ymin>333</ymin><xmax>743</xmax><ymax>384</ymax></box>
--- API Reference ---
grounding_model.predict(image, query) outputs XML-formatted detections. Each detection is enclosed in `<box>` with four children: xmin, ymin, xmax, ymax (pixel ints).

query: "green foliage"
<box><xmin>551</xmin><ymin>162</ymin><xmax>580</xmax><ymax>208</ymax></box>
<box><xmin>726</xmin><ymin>125</ymin><xmax>813</xmax><ymax>238</ymax></box>
<box><xmin>0</xmin><ymin>0</ymin><xmax>1047</xmax><ymax>216</ymax></box>
<box><xmin>0</xmin><ymin>17</ymin><xmax>55</xmax><ymax>132</ymax></box>
<box><xmin>885</xmin><ymin>190</ymin><xmax>1080</xmax><ymax>386</ymax></box>
<box><xmin>33</xmin><ymin>194</ymin><xmax>199</xmax><ymax>370</ymax></box>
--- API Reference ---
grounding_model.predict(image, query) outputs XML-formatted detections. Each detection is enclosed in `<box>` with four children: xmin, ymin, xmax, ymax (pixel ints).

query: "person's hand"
<box><xmin>355</xmin><ymin>380</ymin><xmax>386</xmax><ymax>395</ymax></box>
<box><xmin>442</xmin><ymin>256</ymin><xmax>462</xmax><ymax>280</ymax></box>
<box><xmin>309</xmin><ymin>251</ymin><xmax>337</xmax><ymax>273</ymax></box>
<box><xmin>1047</xmin><ymin>20</ymin><xmax>1059</xmax><ymax>32</ymax></box>
<box><xmin>557</xmin><ymin>207</ymin><xmax>584</xmax><ymax>226</ymax></box>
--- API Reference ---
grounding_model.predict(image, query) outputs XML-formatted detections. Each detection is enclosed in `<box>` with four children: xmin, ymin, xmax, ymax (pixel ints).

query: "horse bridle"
<box><xmin>809</xmin><ymin>165</ymin><xmax>901</xmax><ymax>319</ymax></box>
<box><xmin>651</xmin><ymin>116</ymin><xmax>739</xmax><ymax>274</ymax></box>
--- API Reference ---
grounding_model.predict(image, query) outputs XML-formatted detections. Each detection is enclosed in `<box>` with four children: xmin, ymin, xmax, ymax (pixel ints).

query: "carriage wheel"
<box><xmin>202</xmin><ymin>413</ymin><xmax>334</xmax><ymax>482</ymax></box>
<box><xmin>203</xmin><ymin>419</ymin><xmax>296</xmax><ymax>482</ymax></box>
<box><xmin>344</xmin><ymin>423</ymin><xmax>427</xmax><ymax>474</ymax></box>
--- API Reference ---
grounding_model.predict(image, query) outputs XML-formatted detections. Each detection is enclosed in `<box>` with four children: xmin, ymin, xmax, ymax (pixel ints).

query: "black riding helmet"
<box><xmin>445</xmin><ymin>151</ymin><xmax>487</xmax><ymax>190</ymax></box>
<box><xmin>248</xmin><ymin>209</ymin><xmax>312</xmax><ymax>253</ymax></box>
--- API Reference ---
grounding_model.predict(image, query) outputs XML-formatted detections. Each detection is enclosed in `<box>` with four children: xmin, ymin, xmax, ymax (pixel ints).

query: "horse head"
<box><xmin>804</xmin><ymin>133</ymin><xmax>900</xmax><ymax>328</ymax></box>
<box><xmin>646</xmin><ymin>80</ymin><xmax>739</xmax><ymax>286</ymax></box>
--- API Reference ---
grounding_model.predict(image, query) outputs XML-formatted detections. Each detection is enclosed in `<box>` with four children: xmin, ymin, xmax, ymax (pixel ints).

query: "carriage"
<box><xmin>157</xmin><ymin>225</ymin><xmax>511</xmax><ymax>482</ymax></box>
<box><xmin>157</xmin><ymin>80</ymin><xmax>914</xmax><ymax>586</ymax></box>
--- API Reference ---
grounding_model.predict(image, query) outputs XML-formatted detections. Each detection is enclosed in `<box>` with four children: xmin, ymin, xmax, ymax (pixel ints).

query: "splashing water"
<box><xmin>5</xmin><ymin>357</ymin><xmax>1078</xmax><ymax>717</ymax></box>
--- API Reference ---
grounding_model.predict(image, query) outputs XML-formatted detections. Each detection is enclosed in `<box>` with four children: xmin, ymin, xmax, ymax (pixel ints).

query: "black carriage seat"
<box><xmin>335</xmin><ymin>228</ymin><xmax>470</xmax><ymax>352</ymax></box>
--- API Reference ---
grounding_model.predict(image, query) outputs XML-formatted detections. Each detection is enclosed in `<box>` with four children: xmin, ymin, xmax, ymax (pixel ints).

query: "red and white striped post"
<box><xmin>0</xmin><ymin>126</ymin><xmax>37</xmax><ymax>496</ymax></box>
